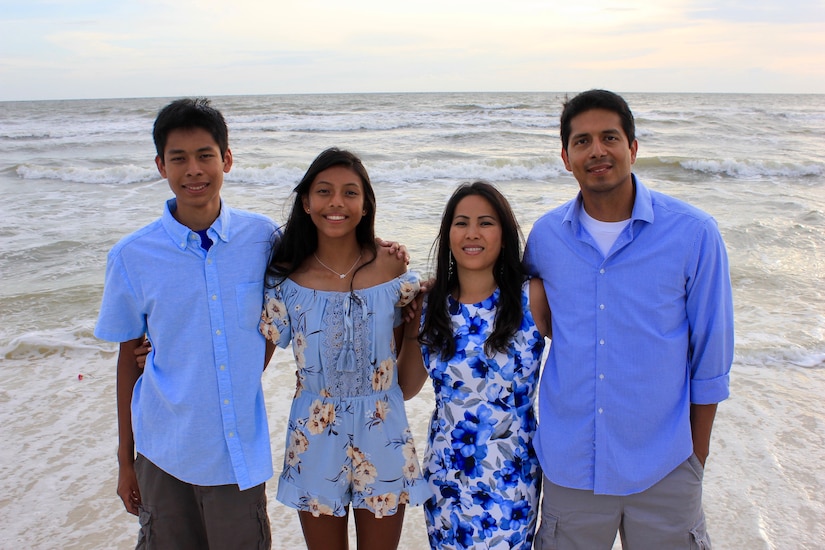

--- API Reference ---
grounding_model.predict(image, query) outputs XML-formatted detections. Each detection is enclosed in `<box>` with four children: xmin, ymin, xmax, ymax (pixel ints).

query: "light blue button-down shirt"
<box><xmin>95</xmin><ymin>199</ymin><xmax>278</xmax><ymax>490</ymax></box>
<box><xmin>524</xmin><ymin>176</ymin><xmax>733</xmax><ymax>496</ymax></box>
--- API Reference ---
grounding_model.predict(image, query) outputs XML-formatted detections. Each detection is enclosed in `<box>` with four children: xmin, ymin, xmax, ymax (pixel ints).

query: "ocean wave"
<box><xmin>14</xmin><ymin>156</ymin><xmax>565</xmax><ymax>187</ymax></box>
<box><xmin>2</xmin><ymin>330</ymin><xmax>108</xmax><ymax>361</ymax></box>
<box><xmin>737</xmin><ymin>348</ymin><xmax>825</xmax><ymax>370</ymax></box>
<box><xmin>16</xmin><ymin>164</ymin><xmax>158</xmax><ymax>185</ymax></box>
<box><xmin>681</xmin><ymin>159</ymin><xmax>824</xmax><ymax>178</ymax></box>
<box><xmin>229</xmin><ymin>109</ymin><xmax>555</xmax><ymax>133</ymax></box>
<box><xmin>446</xmin><ymin>102</ymin><xmax>538</xmax><ymax>111</ymax></box>
<box><xmin>633</xmin><ymin>156</ymin><xmax>825</xmax><ymax>179</ymax></box>
<box><xmin>230</xmin><ymin>157</ymin><xmax>567</xmax><ymax>186</ymax></box>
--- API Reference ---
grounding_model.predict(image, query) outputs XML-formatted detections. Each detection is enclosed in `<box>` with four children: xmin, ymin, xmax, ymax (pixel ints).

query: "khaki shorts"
<box><xmin>134</xmin><ymin>454</ymin><xmax>271</xmax><ymax>549</ymax></box>
<box><xmin>535</xmin><ymin>454</ymin><xmax>710</xmax><ymax>550</ymax></box>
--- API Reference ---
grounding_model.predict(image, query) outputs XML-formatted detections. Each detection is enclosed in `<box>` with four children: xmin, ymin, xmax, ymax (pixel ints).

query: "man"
<box><xmin>525</xmin><ymin>89</ymin><xmax>734</xmax><ymax>549</ymax></box>
<box><xmin>95</xmin><ymin>98</ymin><xmax>276</xmax><ymax>548</ymax></box>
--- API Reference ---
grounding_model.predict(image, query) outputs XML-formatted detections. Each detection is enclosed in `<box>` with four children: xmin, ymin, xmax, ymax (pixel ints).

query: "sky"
<box><xmin>1</xmin><ymin>0</ymin><xmax>824</xmax><ymax>101</ymax></box>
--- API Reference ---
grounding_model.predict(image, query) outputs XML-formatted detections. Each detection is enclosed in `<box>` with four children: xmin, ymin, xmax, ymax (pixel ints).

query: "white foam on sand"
<box><xmin>1</xmin><ymin>347</ymin><xmax>823</xmax><ymax>549</ymax></box>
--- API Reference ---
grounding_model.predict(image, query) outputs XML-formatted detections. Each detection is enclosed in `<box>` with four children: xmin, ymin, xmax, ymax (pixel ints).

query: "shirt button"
<box><xmin>599</xmin><ymin>304</ymin><xmax>605</xmax><ymax>310</ymax></box>
<box><xmin>599</xmin><ymin>268</ymin><xmax>606</xmax><ymax>274</ymax></box>
<box><xmin>190</xmin><ymin>234</ymin><xmax>197</xmax><ymax>240</ymax></box>
<box><xmin>599</xmin><ymin>373</ymin><xmax>605</xmax><ymax>380</ymax></box>
<box><xmin>207</xmin><ymin>259</ymin><xmax>213</xmax><ymax>265</ymax></box>
<box><xmin>220</xmin><ymin>365</ymin><xmax>226</xmax><ymax>371</ymax></box>
<box><xmin>228</xmin><ymin>432</ymin><xmax>234</xmax><ymax>438</ymax></box>
<box><xmin>599</xmin><ymin>339</ymin><xmax>605</xmax><ymax>345</ymax></box>
<box><xmin>216</xmin><ymin>329</ymin><xmax>221</xmax><ymax>335</ymax></box>
<box><xmin>212</xmin><ymin>295</ymin><xmax>217</xmax><ymax>300</ymax></box>
<box><xmin>224</xmin><ymin>399</ymin><xmax>230</xmax><ymax>405</ymax></box>
<box><xmin>598</xmin><ymin>408</ymin><xmax>604</xmax><ymax>414</ymax></box>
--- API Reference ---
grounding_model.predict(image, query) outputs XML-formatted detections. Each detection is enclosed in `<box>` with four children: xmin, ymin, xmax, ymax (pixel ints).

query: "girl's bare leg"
<box><xmin>299</xmin><ymin>509</ymin><xmax>350</xmax><ymax>550</ymax></box>
<box><xmin>353</xmin><ymin>504</ymin><xmax>406</xmax><ymax>550</ymax></box>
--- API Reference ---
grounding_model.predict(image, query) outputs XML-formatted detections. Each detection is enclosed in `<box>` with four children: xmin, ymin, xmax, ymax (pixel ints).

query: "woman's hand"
<box><xmin>134</xmin><ymin>337</ymin><xmax>151</xmax><ymax>369</ymax></box>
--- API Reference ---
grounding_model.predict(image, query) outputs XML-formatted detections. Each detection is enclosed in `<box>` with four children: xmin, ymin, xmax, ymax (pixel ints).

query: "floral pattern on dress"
<box><xmin>421</xmin><ymin>281</ymin><xmax>546</xmax><ymax>549</ymax></box>
<box><xmin>260</xmin><ymin>271</ymin><xmax>431</xmax><ymax>518</ymax></box>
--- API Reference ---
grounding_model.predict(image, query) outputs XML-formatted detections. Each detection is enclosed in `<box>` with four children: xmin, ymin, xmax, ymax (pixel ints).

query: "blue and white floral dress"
<box><xmin>259</xmin><ymin>271</ymin><xmax>430</xmax><ymax>518</ymax></box>
<box><xmin>421</xmin><ymin>281</ymin><xmax>546</xmax><ymax>549</ymax></box>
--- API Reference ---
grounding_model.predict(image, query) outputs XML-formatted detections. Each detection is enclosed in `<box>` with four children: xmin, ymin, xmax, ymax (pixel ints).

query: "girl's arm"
<box><xmin>396</xmin><ymin>294</ymin><xmax>428</xmax><ymax>400</ymax></box>
<box><xmin>529</xmin><ymin>277</ymin><xmax>552</xmax><ymax>339</ymax></box>
<box><xmin>264</xmin><ymin>340</ymin><xmax>276</xmax><ymax>370</ymax></box>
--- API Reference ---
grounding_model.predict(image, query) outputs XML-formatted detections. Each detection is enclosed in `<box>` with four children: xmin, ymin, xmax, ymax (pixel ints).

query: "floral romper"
<box><xmin>260</xmin><ymin>271</ymin><xmax>430</xmax><ymax>518</ymax></box>
<box><xmin>421</xmin><ymin>281</ymin><xmax>546</xmax><ymax>549</ymax></box>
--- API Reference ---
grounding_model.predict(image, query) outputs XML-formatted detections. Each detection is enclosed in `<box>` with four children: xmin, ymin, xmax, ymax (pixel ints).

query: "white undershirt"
<box><xmin>579</xmin><ymin>207</ymin><xmax>631</xmax><ymax>257</ymax></box>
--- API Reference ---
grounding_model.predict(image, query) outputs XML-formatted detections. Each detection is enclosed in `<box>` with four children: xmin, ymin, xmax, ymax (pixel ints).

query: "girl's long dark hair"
<box><xmin>420</xmin><ymin>181</ymin><xmax>525</xmax><ymax>359</ymax></box>
<box><xmin>266</xmin><ymin>148</ymin><xmax>377</xmax><ymax>286</ymax></box>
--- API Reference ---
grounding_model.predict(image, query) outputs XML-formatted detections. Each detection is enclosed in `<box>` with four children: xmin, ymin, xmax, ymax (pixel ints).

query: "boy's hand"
<box><xmin>117</xmin><ymin>461</ymin><xmax>142</xmax><ymax>515</ymax></box>
<box><xmin>134</xmin><ymin>337</ymin><xmax>151</xmax><ymax>369</ymax></box>
<box><xmin>376</xmin><ymin>237</ymin><xmax>409</xmax><ymax>264</ymax></box>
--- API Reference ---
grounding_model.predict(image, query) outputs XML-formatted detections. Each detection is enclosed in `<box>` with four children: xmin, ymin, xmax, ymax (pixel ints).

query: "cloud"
<box><xmin>687</xmin><ymin>0</ymin><xmax>825</xmax><ymax>24</ymax></box>
<box><xmin>0</xmin><ymin>0</ymin><xmax>824</xmax><ymax>100</ymax></box>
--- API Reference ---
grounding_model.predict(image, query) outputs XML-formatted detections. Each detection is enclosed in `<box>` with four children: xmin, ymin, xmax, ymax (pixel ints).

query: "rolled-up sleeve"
<box><xmin>685</xmin><ymin>218</ymin><xmax>734</xmax><ymax>405</ymax></box>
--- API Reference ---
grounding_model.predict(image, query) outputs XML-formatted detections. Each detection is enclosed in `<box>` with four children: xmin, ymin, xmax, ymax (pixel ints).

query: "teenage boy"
<box><xmin>96</xmin><ymin>98</ymin><xmax>275</xmax><ymax>548</ymax></box>
<box><xmin>525</xmin><ymin>89</ymin><xmax>734</xmax><ymax>549</ymax></box>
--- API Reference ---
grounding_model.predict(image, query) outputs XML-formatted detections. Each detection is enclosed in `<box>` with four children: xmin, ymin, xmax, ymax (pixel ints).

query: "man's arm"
<box><xmin>686</xmin><ymin>221</ymin><xmax>732</xmax><ymax>468</ymax></box>
<box><xmin>116</xmin><ymin>337</ymin><xmax>144</xmax><ymax>515</ymax></box>
<box><xmin>690</xmin><ymin>403</ymin><xmax>718</xmax><ymax>467</ymax></box>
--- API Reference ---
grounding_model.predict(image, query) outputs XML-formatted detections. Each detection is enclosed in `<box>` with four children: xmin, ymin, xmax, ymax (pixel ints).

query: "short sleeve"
<box><xmin>259</xmin><ymin>285</ymin><xmax>291</xmax><ymax>348</ymax></box>
<box><xmin>395</xmin><ymin>271</ymin><xmax>420</xmax><ymax>308</ymax></box>
<box><xmin>393</xmin><ymin>271</ymin><xmax>420</xmax><ymax>328</ymax></box>
<box><xmin>94</xmin><ymin>251</ymin><xmax>147</xmax><ymax>343</ymax></box>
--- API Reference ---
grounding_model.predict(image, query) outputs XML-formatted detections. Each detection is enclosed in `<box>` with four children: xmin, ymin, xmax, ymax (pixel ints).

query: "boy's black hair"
<box><xmin>153</xmin><ymin>98</ymin><xmax>229</xmax><ymax>161</ymax></box>
<box><xmin>560</xmin><ymin>89</ymin><xmax>635</xmax><ymax>150</ymax></box>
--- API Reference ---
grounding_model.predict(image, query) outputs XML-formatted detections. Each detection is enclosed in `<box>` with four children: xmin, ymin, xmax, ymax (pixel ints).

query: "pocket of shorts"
<box><xmin>687</xmin><ymin>453</ymin><xmax>705</xmax><ymax>480</ymax></box>
<box><xmin>254</xmin><ymin>496</ymin><xmax>271</xmax><ymax>550</ymax></box>
<box><xmin>136</xmin><ymin>504</ymin><xmax>153</xmax><ymax>549</ymax></box>
<box><xmin>236</xmin><ymin>281</ymin><xmax>264</xmax><ymax>331</ymax></box>
<box><xmin>536</xmin><ymin>514</ymin><xmax>559</xmax><ymax>550</ymax></box>
<box><xmin>689</xmin><ymin>515</ymin><xmax>711</xmax><ymax>550</ymax></box>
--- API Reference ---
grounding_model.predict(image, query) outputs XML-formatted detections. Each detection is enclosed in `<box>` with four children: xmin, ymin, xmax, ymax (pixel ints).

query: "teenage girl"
<box><xmin>259</xmin><ymin>148</ymin><xmax>430</xmax><ymax>550</ymax></box>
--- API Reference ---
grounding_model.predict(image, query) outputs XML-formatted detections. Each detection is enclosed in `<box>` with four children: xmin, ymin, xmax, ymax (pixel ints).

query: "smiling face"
<box><xmin>302</xmin><ymin>165</ymin><xmax>366</xmax><ymax>240</ymax></box>
<box><xmin>155</xmin><ymin>127</ymin><xmax>231</xmax><ymax>228</ymax></box>
<box><xmin>561</xmin><ymin>108</ymin><xmax>638</xmax><ymax>201</ymax></box>
<box><xmin>449</xmin><ymin>194</ymin><xmax>503</xmax><ymax>276</ymax></box>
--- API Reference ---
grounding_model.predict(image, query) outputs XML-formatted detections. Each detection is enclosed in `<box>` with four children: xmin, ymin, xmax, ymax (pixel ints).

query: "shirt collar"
<box><xmin>563</xmin><ymin>174</ymin><xmax>655</xmax><ymax>227</ymax></box>
<box><xmin>161</xmin><ymin>198</ymin><xmax>231</xmax><ymax>250</ymax></box>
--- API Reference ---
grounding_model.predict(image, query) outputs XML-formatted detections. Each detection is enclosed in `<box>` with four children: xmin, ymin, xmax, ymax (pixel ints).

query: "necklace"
<box><xmin>314</xmin><ymin>252</ymin><xmax>362</xmax><ymax>279</ymax></box>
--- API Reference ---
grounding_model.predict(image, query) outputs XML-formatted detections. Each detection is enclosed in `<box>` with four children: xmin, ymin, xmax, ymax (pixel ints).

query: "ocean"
<box><xmin>1</xmin><ymin>92</ymin><xmax>823</xmax><ymax>549</ymax></box>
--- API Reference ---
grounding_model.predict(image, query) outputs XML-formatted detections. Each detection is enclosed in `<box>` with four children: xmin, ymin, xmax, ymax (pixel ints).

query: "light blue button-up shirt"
<box><xmin>524</xmin><ymin>176</ymin><xmax>733</xmax><ymax>496</ymax></box>
<box><xmin>95</xmin><ymin>199</ymin><xmax>278</xmax><ymax>490</ymax></box>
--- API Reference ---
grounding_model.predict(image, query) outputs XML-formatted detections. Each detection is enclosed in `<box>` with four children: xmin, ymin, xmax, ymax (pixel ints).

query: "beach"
<box><xmin>1</xmin><ymin>92</ymin><xmax>824</xmax><ymax>549</ymax></box>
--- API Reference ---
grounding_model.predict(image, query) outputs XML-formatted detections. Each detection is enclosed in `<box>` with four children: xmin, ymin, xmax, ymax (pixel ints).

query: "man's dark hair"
<box><xmin>560</xmin><ymin>89</ymin><xmax>635</xmax><ymax>150</ymax></box>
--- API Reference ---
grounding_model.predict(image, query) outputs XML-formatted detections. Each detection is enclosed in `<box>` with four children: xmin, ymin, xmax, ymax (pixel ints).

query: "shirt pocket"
<box><xmin>236</xmin><ymin>281</ymin><xmax>264</xmax><ymax>331</ymax></box>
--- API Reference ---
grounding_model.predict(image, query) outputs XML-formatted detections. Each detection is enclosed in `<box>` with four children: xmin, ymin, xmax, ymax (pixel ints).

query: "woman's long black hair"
<box><xmin>419</xmin><ymin>181</ymin><xmax>526</xmax><ymax>359</ymax></box>
<box><xmin>266</xmin><ymin>148</ymin><xmax>377</xmax><ymax>286</ymax></box>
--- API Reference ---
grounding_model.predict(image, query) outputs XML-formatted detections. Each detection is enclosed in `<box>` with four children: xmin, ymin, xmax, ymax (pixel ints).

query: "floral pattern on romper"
<box><xmin>421</xmin><ymin>281</ymin><xmax>546</xmax><ymax>549</ymax></box>
<box><xmin>260</xmin><ymin>271</ymin><xmax>430</xmax><ymax>518</ymax></box>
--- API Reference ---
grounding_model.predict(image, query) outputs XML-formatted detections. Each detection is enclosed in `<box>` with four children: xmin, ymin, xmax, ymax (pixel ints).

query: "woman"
<box><xmin>259</xmin><ymin>148</ymin><xmax>430</xmax><ymax>550</ymax></box>
<box><xmin>398</xmin><ymin>181</ymin><xmax>551</xmax><ymax>549</ymax></box>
